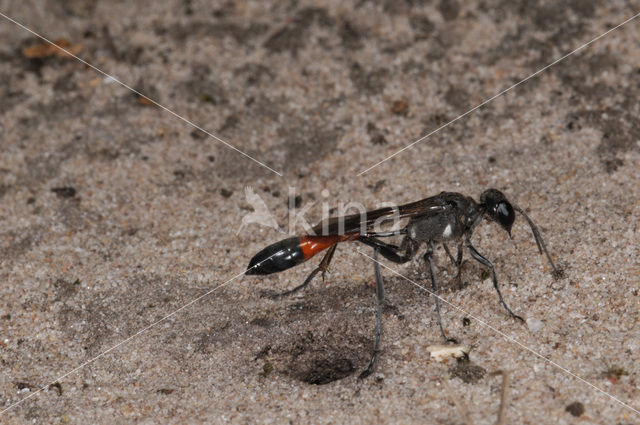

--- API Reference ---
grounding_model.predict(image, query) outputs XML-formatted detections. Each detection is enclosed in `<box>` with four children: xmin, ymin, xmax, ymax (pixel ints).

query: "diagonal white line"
<box><xmin>357</xmin><ymin>11</ymin><xmax>640</xmax><ymax>176</ymax></box>
<box><xmin>356</xmin><ymin>250</ymin><xmax>640</xmax><ymax>416</ymax></box>
<box><xmin>1</xmin><ymin>266</ymin><xmax>250</xmax><ymax>414</ymax></box>
<box><xmin>0</xmin><ymin>11</ymin><xmax>283</xmax><ymax>177</ymax></box>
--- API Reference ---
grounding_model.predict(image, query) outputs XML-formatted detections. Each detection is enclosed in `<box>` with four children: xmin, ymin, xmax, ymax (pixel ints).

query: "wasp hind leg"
<box><xmin>357</xmin><ymin>236</ymin><xmax>419</xmax><ymax>378</ymax></box>
<box><xmin>261</xmin><ymin>245</ymin><xmax>337</xmax><ymax>299</ymax></box>
<box><xmin>359</xmin><ymin>246</ymin><xmax>385</xmax><ymax>379</ymax></box>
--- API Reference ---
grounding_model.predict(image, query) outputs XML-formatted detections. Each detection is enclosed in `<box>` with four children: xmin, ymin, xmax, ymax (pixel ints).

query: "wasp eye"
<box><xmin>490</xmin><ymin>201</ymin><xmax>515</xmax><ymax>234</ymax></box>
<box><xmin>495</xmin><ymin>202</ymin><xmax>510</xmax><ymax>218</ymax></box>
<box><xmin>481</xmin><ymin>189</ymin><xmax>515</xmax><ymax>234</ymax></box>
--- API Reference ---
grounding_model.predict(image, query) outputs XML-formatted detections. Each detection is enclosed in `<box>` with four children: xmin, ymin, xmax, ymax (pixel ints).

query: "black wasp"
<box><xmin>246</xmin><ymin>188</ymin><xmax>563</xmax><ymax>378</ymax></box>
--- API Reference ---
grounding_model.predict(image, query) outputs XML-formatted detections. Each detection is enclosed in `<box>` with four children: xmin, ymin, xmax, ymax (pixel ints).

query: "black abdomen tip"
<box><xmin>246</xmin><ymin>237</ymin><xmax>305</xmax><ymax>275</ymax></box>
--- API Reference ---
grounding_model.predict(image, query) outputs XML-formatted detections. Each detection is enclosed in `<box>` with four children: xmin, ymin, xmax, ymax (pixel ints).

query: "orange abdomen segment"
<box><xmin>299</xmin><ymin>234</ymin><xmax>359</xmax><ymax>260</ymax></box>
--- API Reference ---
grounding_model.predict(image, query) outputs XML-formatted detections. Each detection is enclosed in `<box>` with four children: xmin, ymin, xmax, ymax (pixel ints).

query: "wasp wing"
<box><xmin>311</xmin><ymin>194</ymin><xmax>453</xmax><ymax>235</ymax></box>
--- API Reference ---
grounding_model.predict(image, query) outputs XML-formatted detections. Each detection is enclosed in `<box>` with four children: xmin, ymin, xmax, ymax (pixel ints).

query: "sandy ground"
<box><xmin>1</xmin><ymin>0</ymin><xmax>639</xmax><ymax>424</ymax></box>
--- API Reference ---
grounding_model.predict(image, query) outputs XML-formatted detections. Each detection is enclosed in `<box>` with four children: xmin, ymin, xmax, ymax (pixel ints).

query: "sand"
<box><xmin>1</xmin><ymin>1</ymin><xmax>639</xmax><ymax>423</ymax></box>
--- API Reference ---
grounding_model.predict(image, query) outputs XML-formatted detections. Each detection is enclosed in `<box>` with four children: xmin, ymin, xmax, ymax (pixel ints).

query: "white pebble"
<box><xmin>526</xmin><ymin>317</ymin><xmax>545</xmax><ymax>333</ymax></box>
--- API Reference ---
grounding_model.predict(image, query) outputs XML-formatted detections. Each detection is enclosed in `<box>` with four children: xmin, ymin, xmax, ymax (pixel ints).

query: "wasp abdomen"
<box><xmin>246</xmin><ymin>234</ymin><xmax>359</xmax><ymax>275</ymax></box>
<box><xmin>246</xmin><ymin>237</ymin><xmax>305</xmax><ymax>275</ymax></box>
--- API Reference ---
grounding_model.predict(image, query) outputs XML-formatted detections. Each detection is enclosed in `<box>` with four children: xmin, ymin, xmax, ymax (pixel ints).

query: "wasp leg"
<box><xmin>356</xmin><ymin>237</ymin><xmax>418</xmax><ymax>378</ymax></box>
<box><xmin>359</xmin><ymin>246</ymin><xmax>385</xmax><ymax>379</ymax></box>
<box><xmin>361</xmin><ymin>229</ymin><xmax>407</xmax><ymax>238</ymax></box>
<box><xmin>358</xmin><ymin>235</ymin><xmax>416</xmax><ymax>264</ymax></box>
<box><xmin>443</xmin><ymin>242</ymin><xmax>456</xmax><ymax>265</ymax></box>
<box><xmin>443</xmin><ymin>240</ymin><xmax>465</xmax><ymax>289</ymax></box>
<box><xmin>467</xmin><ymin>242</ymin><xmax>524</xmax><ymax>322</ymax></box>
<box><xmin>261</xmin><ymin>245</ymin><xmax>337</xmax><ymax>299</ymax></box>
<box><xmin>424</xmin><ymin>243</ymin><xmax>457</xmax><ymax>343</ymax></box>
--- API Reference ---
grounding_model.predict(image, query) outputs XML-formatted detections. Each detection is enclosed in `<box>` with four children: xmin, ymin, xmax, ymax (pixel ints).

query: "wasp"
<box><xmin>247</xmin><ymin>189</ymin><xmax>562</xmax><ymax>377</ymax></box>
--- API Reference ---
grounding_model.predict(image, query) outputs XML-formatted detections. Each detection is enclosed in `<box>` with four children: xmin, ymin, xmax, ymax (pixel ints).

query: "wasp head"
<box><xmin>480</xmin><ymin>189</ymin><xmax>515</xmax><ymax>235</ymax></box>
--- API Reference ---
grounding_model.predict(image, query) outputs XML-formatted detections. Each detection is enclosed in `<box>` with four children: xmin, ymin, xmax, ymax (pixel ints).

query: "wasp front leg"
<box><xmin>466</xmin><ymin>242</ymin><xmax>524</xmax><ymax>322</ymax></box>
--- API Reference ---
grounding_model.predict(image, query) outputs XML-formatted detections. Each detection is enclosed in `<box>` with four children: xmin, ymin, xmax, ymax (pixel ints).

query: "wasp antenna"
<box><xmin>513</xmin><ymin>204</ymin><xmax>563</xmax><ymax>279</ymax></box>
